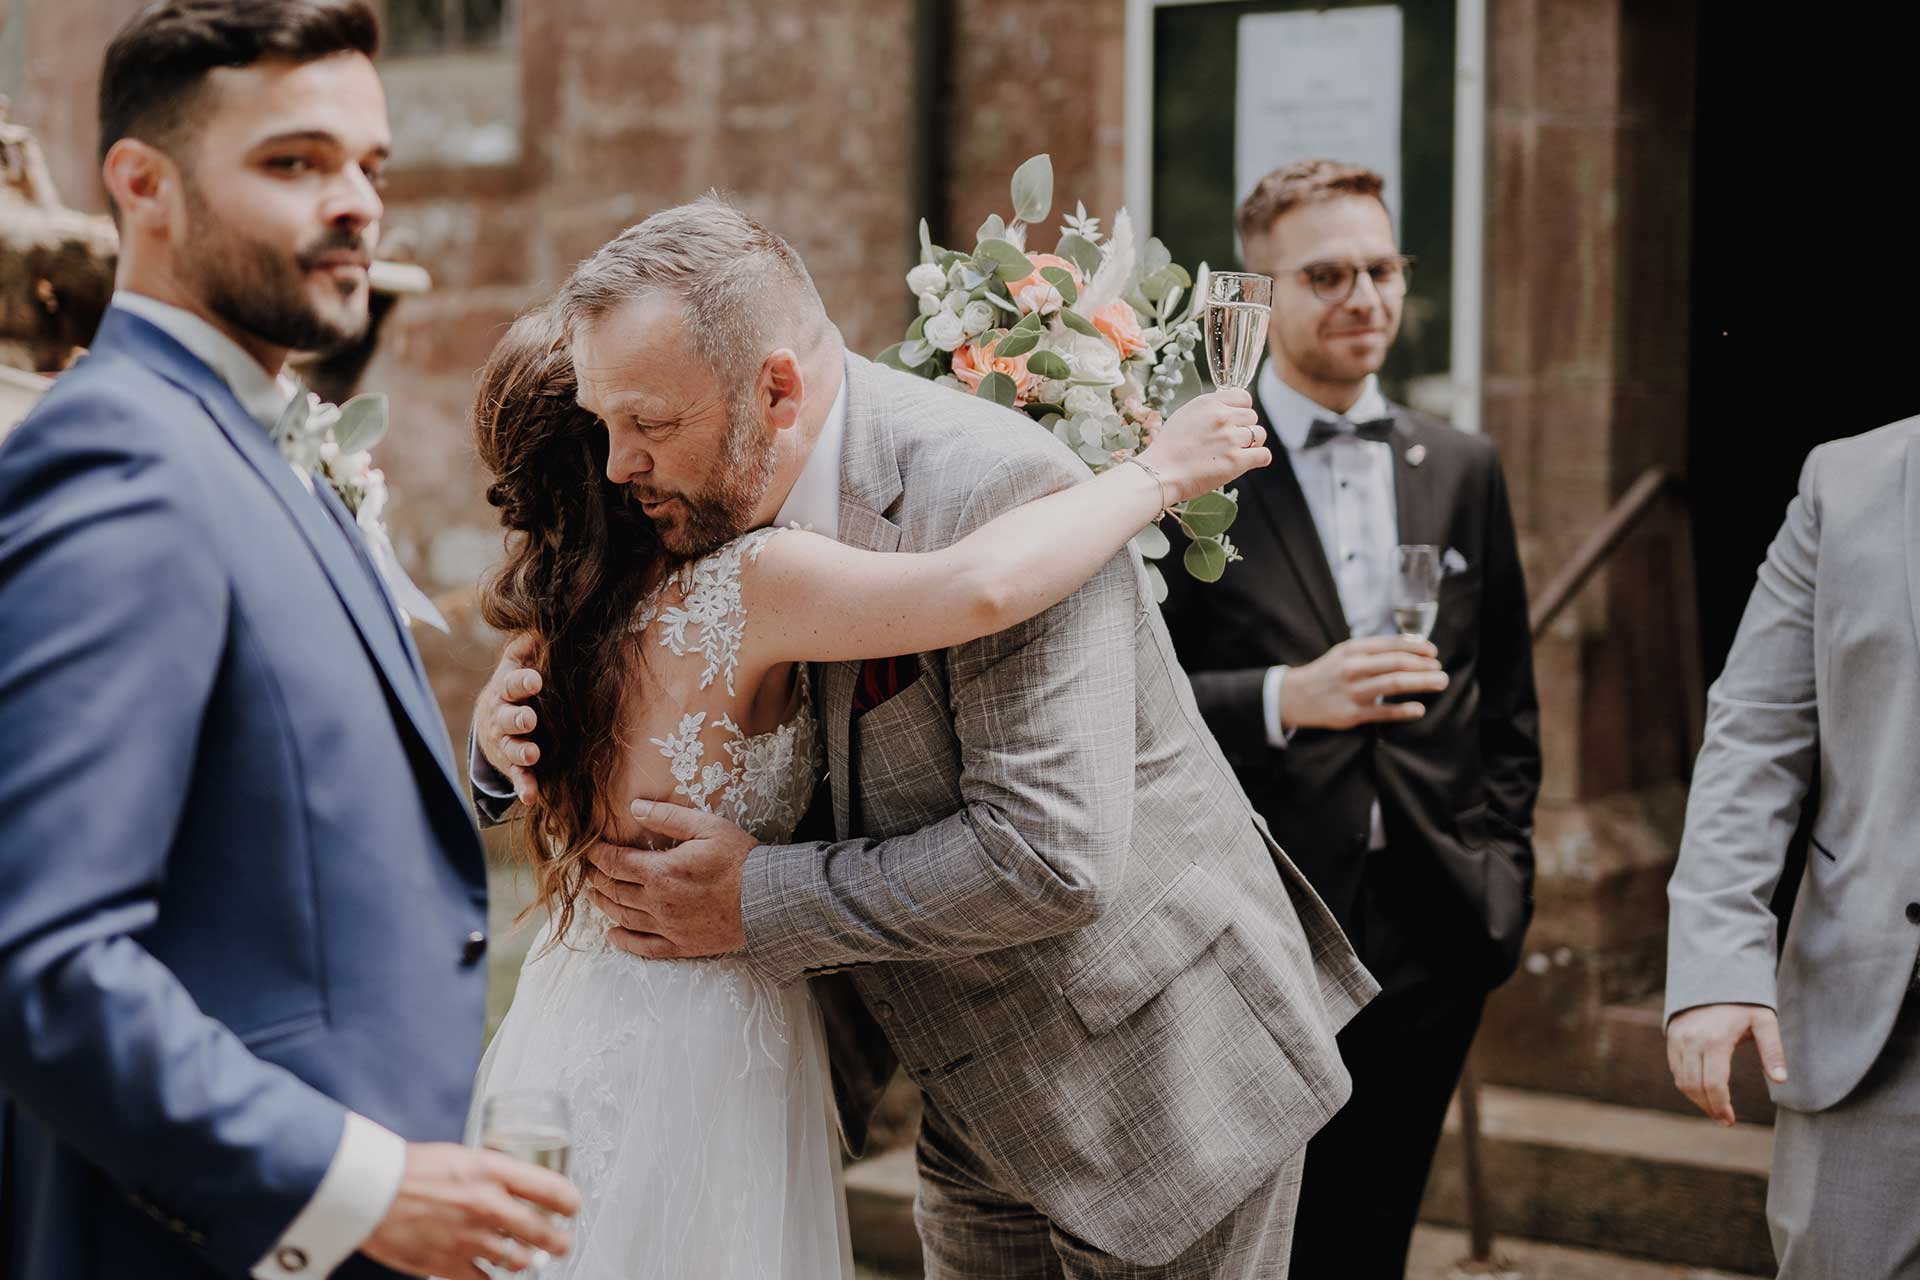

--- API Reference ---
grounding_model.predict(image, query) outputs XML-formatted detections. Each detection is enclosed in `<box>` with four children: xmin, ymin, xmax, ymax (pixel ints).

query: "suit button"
<box><xmin>1907</xmin><ymin>903</ymin><xmax>1920</xmax><ymax>925</ymax></box>
<box><xmin>276</xmin><ymin>1247</ymin><xmax>309</xmax><ymax>1272</ymax></box>
<box><xmin>462</xmin><ymin>931</ymin><xmax>487</xmax><ymax>965</ymax></box>
<box><xmin>874</xmin><ymin>1000</ymin><xmax>895</xmax><ymax>1019</ymax></box>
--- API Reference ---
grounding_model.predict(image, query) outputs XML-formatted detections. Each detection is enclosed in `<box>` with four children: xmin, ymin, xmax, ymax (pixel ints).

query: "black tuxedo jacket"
<box><xmin>1162</xmin><ymin>391</ymin><xmax>1541</xmax><ymax>985</ymax></box>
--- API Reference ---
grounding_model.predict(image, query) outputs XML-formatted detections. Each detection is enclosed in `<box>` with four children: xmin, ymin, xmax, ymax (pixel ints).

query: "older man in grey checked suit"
<box><xmin>1667</xmin><ymin>421</ymin><xmax>1920</xmax><ymax>1278</ymax></box>
<box><xmin>471</xmin><ymin>197</ymin><xmax>1377</xmax><ymax>1277</ymax></box>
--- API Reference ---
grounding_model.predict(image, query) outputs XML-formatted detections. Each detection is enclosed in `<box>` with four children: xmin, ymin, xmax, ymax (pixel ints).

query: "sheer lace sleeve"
<box><xmin>627</xmin><ymin>528</ymin><xmax>818</xmax><ymax>841</ymax></box>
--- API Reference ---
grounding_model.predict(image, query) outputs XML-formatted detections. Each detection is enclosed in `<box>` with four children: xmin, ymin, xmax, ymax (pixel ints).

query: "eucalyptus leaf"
<box><xmin>1027</xmin><ymin>402</ymin><xmax>1065</xmax><ymax>418</ymax></box>
<box><xmin>1009</xmin><ymin>153</ymin><xmax>1054</xmax><ymax>224</ymax></box>
<box><xmin>1026</xmin><ymin>350</ymin><xmax>1071</xmax><ymax>380</ymax></box>
<box><xmin>1181</xmin><ymin>491</ymin><xmax>1240</xmax><ymax>538</ymax></box>
<box><xmin>959</xmin><ymin>264</ymin><xmax>992</xmax><ymax>290</ymax></box>
<box><xmin>982</xmin><ymin>290</ymin><xmax>1021</xmax><ymax>315</ymax></box>
<box><xmin>979</xmin><ymin>238</ymin><xmax>1035</xmax><ymax>282</ymax></box>
<box><xmin>1059</xmin><ymin>308</ymin><xmax>1101</xmax><ymax>338</ymax></box>
<box><xmin>1057</xmin><ymin>231</ymin><xmax>1102</xmax><ymax>281</ymax></box>
<box><xmin>1184</xmin><ymin>537</ymin><xmax>1229</xmax><ymax>582</ymax></box>
<box><xmin>331</xmin><ymin>394</ymin><xmax>389</xmax><ymax>455</ymax></box>
<box><xmin>907</xmin><ymin>315</ymin><xmax>928</xmax><ymax>341</ymax></box>
<box><xmin>1011</xmin><ymin>310</ymin><xmax>1044</xmax><ymax>335</ymax></box>
<box><xmin>1132</xmin><ymin>521</ymin><xmax>1170</xmax><ymax>560</ymax></box>
<box><xmin>1141</xmin><ymin>236</ymin><xmax>1172</xmax><ymax>276</ymax></box>
<box><xmin>1145</xmin><ymin>561</ymin><xmax>1169</xmax><ymax>605</ymax></box>
<box><xmin>1040</xmin><ymin>266</ymin><xmax>1079</xmax><ymax>305</ymax></box>
<box><xmin>976</xmin><ymin>213</ymin><xmax>1007</xmax><ymax>246</ymax></box>
<box><xmin>898</xmin><ymin>338</ymin><xmax>936</xmax><ymax>368</ymax></box>
<box><xmin>877</xmin><ymin>342</ymin><xmax>913</xmax><ymax>371</ymax></box>
<box><xmin>273</xmin><ymin>387</ymin><xmax>310</xmax><ymax>443</ymax></box>
<box><xmin>993</xmin><ymin>329</ymin><xmax>1040</xmax><ymax>359</ymax></box>
<box><xmin>919</xmin><ymin>218</ymin><xmax>934</xmax><ymax>264</ymax></box>
<box><xmin>1076</xmin><ymin>441</ymin><xmax>1112</xmax><ymax>467</ymax></box>
<box><xmin>976</xmin><ymin>371</ymin><xmax>1017</xmax><ymax>408</ymax></box>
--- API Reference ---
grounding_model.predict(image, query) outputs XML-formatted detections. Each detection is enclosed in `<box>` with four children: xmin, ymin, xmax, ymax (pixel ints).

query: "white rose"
<box><xmin>961</xmin><ymin>300</ymin><xmax>995</xmax><ymax>336</ymax></box>
<box><xmin>918</xmin><ymin>291</ymin><xmax>944</xmax><ymax>318</ymax></box>
<box><xmin>907</xmin><ymin>262</ymin><xmax>947</xmax><ymax>297</ymax></box>
<box><xmin>1067</xmin><ymin>332</ymin><xmax>1124</xmax><ymax>387</ymax></box>
<box><xmin>924</xmin><ymin>311</ymin><xmax>967</xmax><ymax>353</ymax></box>
<box><xmin>1064</xmin><ymin>386</ymin><xmax>1113</xmax><ymax>420</ymax></box>
<box><xmin>1015</xmin><ymin>283</ymin><xmax>1064</xmax><ymax>316</ymax></box>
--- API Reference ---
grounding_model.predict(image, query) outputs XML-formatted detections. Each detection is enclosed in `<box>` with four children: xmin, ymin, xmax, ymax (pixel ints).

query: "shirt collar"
<box><xmin>112</xmin><ymin>290</ymin><xmax>299</xmax><ymax>433</ymax></box>
<box><xmin>1257</xmin><ymin>359</ymin><xmax>1388</xmax><ymax>453</ymax></box>
<box><xmin>772</xmin><ymin>359</ymin><xmax>849</xmax><ymax>537</ymax></box>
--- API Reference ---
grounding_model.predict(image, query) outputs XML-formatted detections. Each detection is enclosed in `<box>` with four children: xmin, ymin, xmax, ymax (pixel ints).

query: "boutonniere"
<box><xmin>1406</xmin><ymin>443</ymin><xmax>1428</xmax><ymax>468</ymax></box>
<box><xmin>273</xmin><ymin>382</ymin><xmax>448</xmax><ymax>632</ymax></box>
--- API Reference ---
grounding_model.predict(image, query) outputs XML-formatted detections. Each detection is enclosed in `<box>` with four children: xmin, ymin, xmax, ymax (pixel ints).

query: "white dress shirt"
<box><xmin>471</xmin><ymin>358</ymin><xmax>850</xmax><ymax>804</ymax></box>
<box><xmin>110</xmin><ymin>291</ymin><xmax>408</xmax><ymax>1279</ymax></box>
<box><xmin>1257</xmin><ymin>360</ymin><xmax>1396</xmax><ymax>851</ymax></box>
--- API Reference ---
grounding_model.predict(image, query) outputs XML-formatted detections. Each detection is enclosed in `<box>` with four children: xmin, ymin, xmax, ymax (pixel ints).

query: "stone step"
<box><xmin>847</xmin><ymin>1146</ymin><xmax>1765</xmax><ymax>1278</ymax></box>
<box><xmin>1421</xmin><ymin>1085</ymin><xmax>1774</xmax><ymax>1276</ymax></box>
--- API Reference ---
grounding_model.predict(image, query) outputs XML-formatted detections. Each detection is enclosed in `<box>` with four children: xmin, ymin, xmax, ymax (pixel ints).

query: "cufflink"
<box><xmin>276</xmin><ymin>1247</ymin><xmax>309</xmax><ymax>1272</ymax></box>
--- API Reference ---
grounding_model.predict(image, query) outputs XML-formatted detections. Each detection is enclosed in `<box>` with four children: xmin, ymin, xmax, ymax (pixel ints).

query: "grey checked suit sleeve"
<box><xmin>740</xmin><ymin>452</ymin><xmax>1139</xmax><ymax>986</ymax></box>
<box><xmin>1665</xmin><ymin>450</ymin><xmax>1823</xmax><ymax>1024</ymax></box>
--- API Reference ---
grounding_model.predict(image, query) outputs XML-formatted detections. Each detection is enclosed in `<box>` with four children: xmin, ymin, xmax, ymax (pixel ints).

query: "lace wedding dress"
<box><xmin>470</xmin><ymin>528</ymin><xmax>850</xmax><ymax>1279</ymax></box>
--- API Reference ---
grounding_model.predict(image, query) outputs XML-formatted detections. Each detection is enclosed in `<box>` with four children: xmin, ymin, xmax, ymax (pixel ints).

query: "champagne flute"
<box><xmin>478</xmin><ymin>1090</ymin><xmax>573</xmax><ymax>1276</ymax></box>
<box><xmin>1203</xmin><ymin>271</ymin><xmax>1274</xmax><ymax>390</ymax></box>
<box><xmin>1393</xmin><ymin>545</ymin><xmax>1442</xmax><ymax>640</ymax></box>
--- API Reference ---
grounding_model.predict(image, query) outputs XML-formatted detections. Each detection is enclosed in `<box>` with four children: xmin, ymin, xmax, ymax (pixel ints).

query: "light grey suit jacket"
<box><xmin>740</xmin><ymin>355</ymin><xmax>1376</xmax><ymax>1265</ymax></box>
<box><xmin>1667</xmin><ymin>419</ymin><xmax>1920</xmax><ymax>1113</ymax></box>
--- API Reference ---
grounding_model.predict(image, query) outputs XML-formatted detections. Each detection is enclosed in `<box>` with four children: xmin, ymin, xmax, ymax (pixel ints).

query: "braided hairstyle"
<box><xmin>473</xmin><ymin>307</ymin><xmax>665</xmax><ymax>941</ymax></box>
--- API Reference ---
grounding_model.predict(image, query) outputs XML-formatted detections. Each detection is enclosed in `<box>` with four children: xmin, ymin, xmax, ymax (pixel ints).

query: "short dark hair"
<box><xmin>98</xmin><ymin>1</ymin><xmax>380</xmax><ymax>163</ymax></box>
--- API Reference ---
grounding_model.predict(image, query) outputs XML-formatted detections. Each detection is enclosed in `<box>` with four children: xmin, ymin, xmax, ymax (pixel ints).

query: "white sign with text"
<box><xmin>1235</xmin><ymin>6</ymin><xmax>1404</xmax><ymax>233</ymax></box>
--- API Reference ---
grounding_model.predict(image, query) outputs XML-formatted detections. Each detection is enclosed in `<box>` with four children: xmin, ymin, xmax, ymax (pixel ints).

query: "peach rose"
<box><xmin>1092</xmin><ymin>300</ymin><xmax>1151</xmax><ymax>359</ymax></box>
<box><xmin>1008</xmin><ymin>253</ymin><xmax>1085</xmax><ymax>300</ymax></box>
<box><xmin>951</xmin><ymin>337</ymin><xmax>1036</xmax><ymax>406</ymax></box>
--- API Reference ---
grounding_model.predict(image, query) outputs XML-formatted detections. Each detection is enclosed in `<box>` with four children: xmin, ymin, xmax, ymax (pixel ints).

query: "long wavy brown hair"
<box><xmin>473</xmin><ymin>307</ymin><xmax>665</xmax><ymax>940</ymax></box>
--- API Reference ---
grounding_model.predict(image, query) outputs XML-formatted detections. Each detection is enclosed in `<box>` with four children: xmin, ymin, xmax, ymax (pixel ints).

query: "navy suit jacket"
<box><xmin>0</xmin><ymin>310</ymin><xmax>489</xmax><ymax>1278</ymax></box>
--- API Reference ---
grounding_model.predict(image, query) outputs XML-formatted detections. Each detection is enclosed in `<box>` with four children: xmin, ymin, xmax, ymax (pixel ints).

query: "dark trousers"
<box><xmin>1287</xmin><ymin>842</ymin><xmax>1490</xmax><ymax>1280</ymax></box>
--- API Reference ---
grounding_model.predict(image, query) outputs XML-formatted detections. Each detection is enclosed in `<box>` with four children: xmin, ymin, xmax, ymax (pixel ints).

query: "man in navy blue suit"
<box><xmin>0</xmin><ymin>4</ymin><xmax>576</xmax><ymax>1277</ymax></box>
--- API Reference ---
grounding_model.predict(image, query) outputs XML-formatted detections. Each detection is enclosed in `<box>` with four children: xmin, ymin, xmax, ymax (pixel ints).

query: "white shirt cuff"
<box><xmin>469</xmin><ymin>730</ymin><xmax>517</xmax><ymax>801</ymax></box>
<box><xmin>252</xmin><ymin>1112</ymin><xmax>406</xmax><ymax>1278</ymax></box>
<box><xmin>1263</xmin><ymin>666</ymin><xmax>1297</xmax><ymax>749</ymax></box>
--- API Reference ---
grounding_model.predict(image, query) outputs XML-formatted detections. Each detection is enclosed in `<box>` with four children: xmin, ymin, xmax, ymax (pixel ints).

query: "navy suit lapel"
<box><xmin>1251</xmin><ymin>384</ymin><xmax>1349</xmax><ymax>647</ymax></box>
<box><xmin>104</xmin><ymin>311</ymin><xmax>464</xmax><ymax>802</ymax></box>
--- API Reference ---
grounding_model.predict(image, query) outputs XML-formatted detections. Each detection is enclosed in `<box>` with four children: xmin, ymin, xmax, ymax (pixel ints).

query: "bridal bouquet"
<box><xmin>879</xmin><ymin>154</ymin><xmax>1239</xmax><ymax>598</ymax></box>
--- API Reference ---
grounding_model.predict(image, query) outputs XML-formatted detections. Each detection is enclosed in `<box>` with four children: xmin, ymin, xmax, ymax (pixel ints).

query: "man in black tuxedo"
<box><xmin>1163</xmin><ymin>159</ymin><xmax>1541</xmax><ymax>1279</ymax></box>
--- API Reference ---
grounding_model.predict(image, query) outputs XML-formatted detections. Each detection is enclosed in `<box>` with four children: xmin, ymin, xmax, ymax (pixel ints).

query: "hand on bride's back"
<box><xmin>476</xmin><ymin>633</ymin><xmax>544</xmax><ymax>803</ymax></box>
<box><xmin>1135</xmin><ymin>387</ymin><xmax>1270</xmax><ymax>503</ymax></box>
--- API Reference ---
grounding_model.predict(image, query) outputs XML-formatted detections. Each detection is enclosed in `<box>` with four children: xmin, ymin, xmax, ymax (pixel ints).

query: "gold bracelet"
<box><xmin>1126</xmin><ymin>454</ymin><xmax>1172</xmax><ymax>517</ymax></box>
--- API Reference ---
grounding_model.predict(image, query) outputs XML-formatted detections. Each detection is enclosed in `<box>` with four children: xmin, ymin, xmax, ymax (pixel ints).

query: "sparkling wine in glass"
<box><xmin>478</xmin><ymin>1090</ymin><xmax>573</xmax><ymax>1276</ymax></box>
<box><xmin>1203</xmin><ymin>271</ymin><xmax>1274</xmax><ymax>390</ymax></box>
<box><xmin>1394</xmin><ymin>545</ymin><xmax>1442</xmax><ymax>640</ymax></box>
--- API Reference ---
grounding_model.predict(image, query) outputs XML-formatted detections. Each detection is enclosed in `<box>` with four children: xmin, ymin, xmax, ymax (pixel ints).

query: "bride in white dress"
<box><xmin>465</xmin><ymin>310</ymin><xmax>1268</xmax><ymax>1279</ymax></box>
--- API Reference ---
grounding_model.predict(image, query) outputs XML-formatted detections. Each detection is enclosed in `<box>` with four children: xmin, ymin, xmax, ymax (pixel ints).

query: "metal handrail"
<box><xmin>1454</xmin><ymin>462</ymin><xmax>1695</xmax><ymax>1272</ymax></box>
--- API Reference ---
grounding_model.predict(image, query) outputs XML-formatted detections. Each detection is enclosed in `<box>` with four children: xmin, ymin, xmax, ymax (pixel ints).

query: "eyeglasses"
<box><xmin>1295</xmin><ymin>255</ymin><xmax>1415</xmax><ymax>304</ymax></box>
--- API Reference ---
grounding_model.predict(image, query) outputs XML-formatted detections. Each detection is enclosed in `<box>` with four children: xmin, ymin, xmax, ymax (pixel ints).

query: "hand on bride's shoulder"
<box><xmin>1136</xmin><ymin>388</ymin><xmax>1271</xmax><ymax>503</ymax></box>
<box><xmin>477</xmin><ymin>633</ymin><xmax>544</xmax><ymax>802</ymax></box>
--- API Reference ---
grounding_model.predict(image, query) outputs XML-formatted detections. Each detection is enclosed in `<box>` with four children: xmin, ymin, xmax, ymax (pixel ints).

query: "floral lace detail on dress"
<box><xmin>636</xmin><ymin>528</ymin><xmax>820</xmax><ymax>842</ymax></box>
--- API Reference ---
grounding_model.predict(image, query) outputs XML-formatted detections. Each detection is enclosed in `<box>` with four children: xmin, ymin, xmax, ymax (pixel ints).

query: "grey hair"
<box><xmin>555</xmin><ymin>194</ymin><xmax>826</xmax><ymax>387</ymax></box>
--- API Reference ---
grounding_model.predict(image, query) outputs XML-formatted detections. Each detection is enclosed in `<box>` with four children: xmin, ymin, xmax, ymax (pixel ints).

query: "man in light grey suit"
<box><xmin>1666</xmin><ymin>421</ymin><xmax>1920</xmax><ymax>1278</ymax></box>
<box><xmin>471</xmin><ymin>199</ymin><xmax>1377</xmax><ymax>1276</ymax></box>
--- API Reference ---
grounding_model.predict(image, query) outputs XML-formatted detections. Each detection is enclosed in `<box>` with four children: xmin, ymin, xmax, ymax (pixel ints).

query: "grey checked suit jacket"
<box><xmin>739</xmin><ymin>355</ymin><xmax>1376</xmax><ymax>1266</ymax></box>
<box><xmin>1667</xmin><ymin>419</ymin><xmax>1920</xmax><ymax>1113</ymax></box>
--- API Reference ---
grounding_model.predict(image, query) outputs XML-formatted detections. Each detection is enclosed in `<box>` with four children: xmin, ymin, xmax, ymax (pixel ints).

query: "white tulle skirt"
<box><xmin>469</xmin><ymin>910</ymin><xmax>854</xmax><ymax>1280</ymax></box>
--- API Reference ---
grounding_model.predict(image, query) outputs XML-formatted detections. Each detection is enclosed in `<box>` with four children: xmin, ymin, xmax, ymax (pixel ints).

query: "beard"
<box><xmin>635</xmin><ymin>389</ymin><xmax>779</xmax><ymax>558</ymax></box>
<box><xmin>180</xmin><ymin>179</ymin><xmax>371</xmax><ymax>355</ymax></box>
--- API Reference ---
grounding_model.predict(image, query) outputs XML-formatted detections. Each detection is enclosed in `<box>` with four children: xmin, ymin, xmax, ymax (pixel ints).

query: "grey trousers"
<box><xmin>913</xmin><ymin>1096</ymin><xmax>1304</xmax><ymax>1279</ymax></box>
<box><xmin>1770</xmin><ymin>988</ymin><xmax>1920</xmax><ymax>1279</ymax></box>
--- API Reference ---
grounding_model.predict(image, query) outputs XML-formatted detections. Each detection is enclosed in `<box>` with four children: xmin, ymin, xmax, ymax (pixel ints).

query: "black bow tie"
<box><xmin>1304</xmin><ymin>417</ymin><xmax>1395</xmax><ymax>448</ymax></box>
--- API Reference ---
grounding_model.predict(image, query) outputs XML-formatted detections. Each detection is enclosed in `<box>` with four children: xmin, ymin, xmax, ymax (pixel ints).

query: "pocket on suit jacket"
<box><xmin>1455</xmin><ymin>801</ymin><xmax>1492</xmax><ymax>848</ymax></box>
<box><xmin>1060</xmin><ymin>862</ymin><xmax>1235</xmax><ymax>1036</ymax></box>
